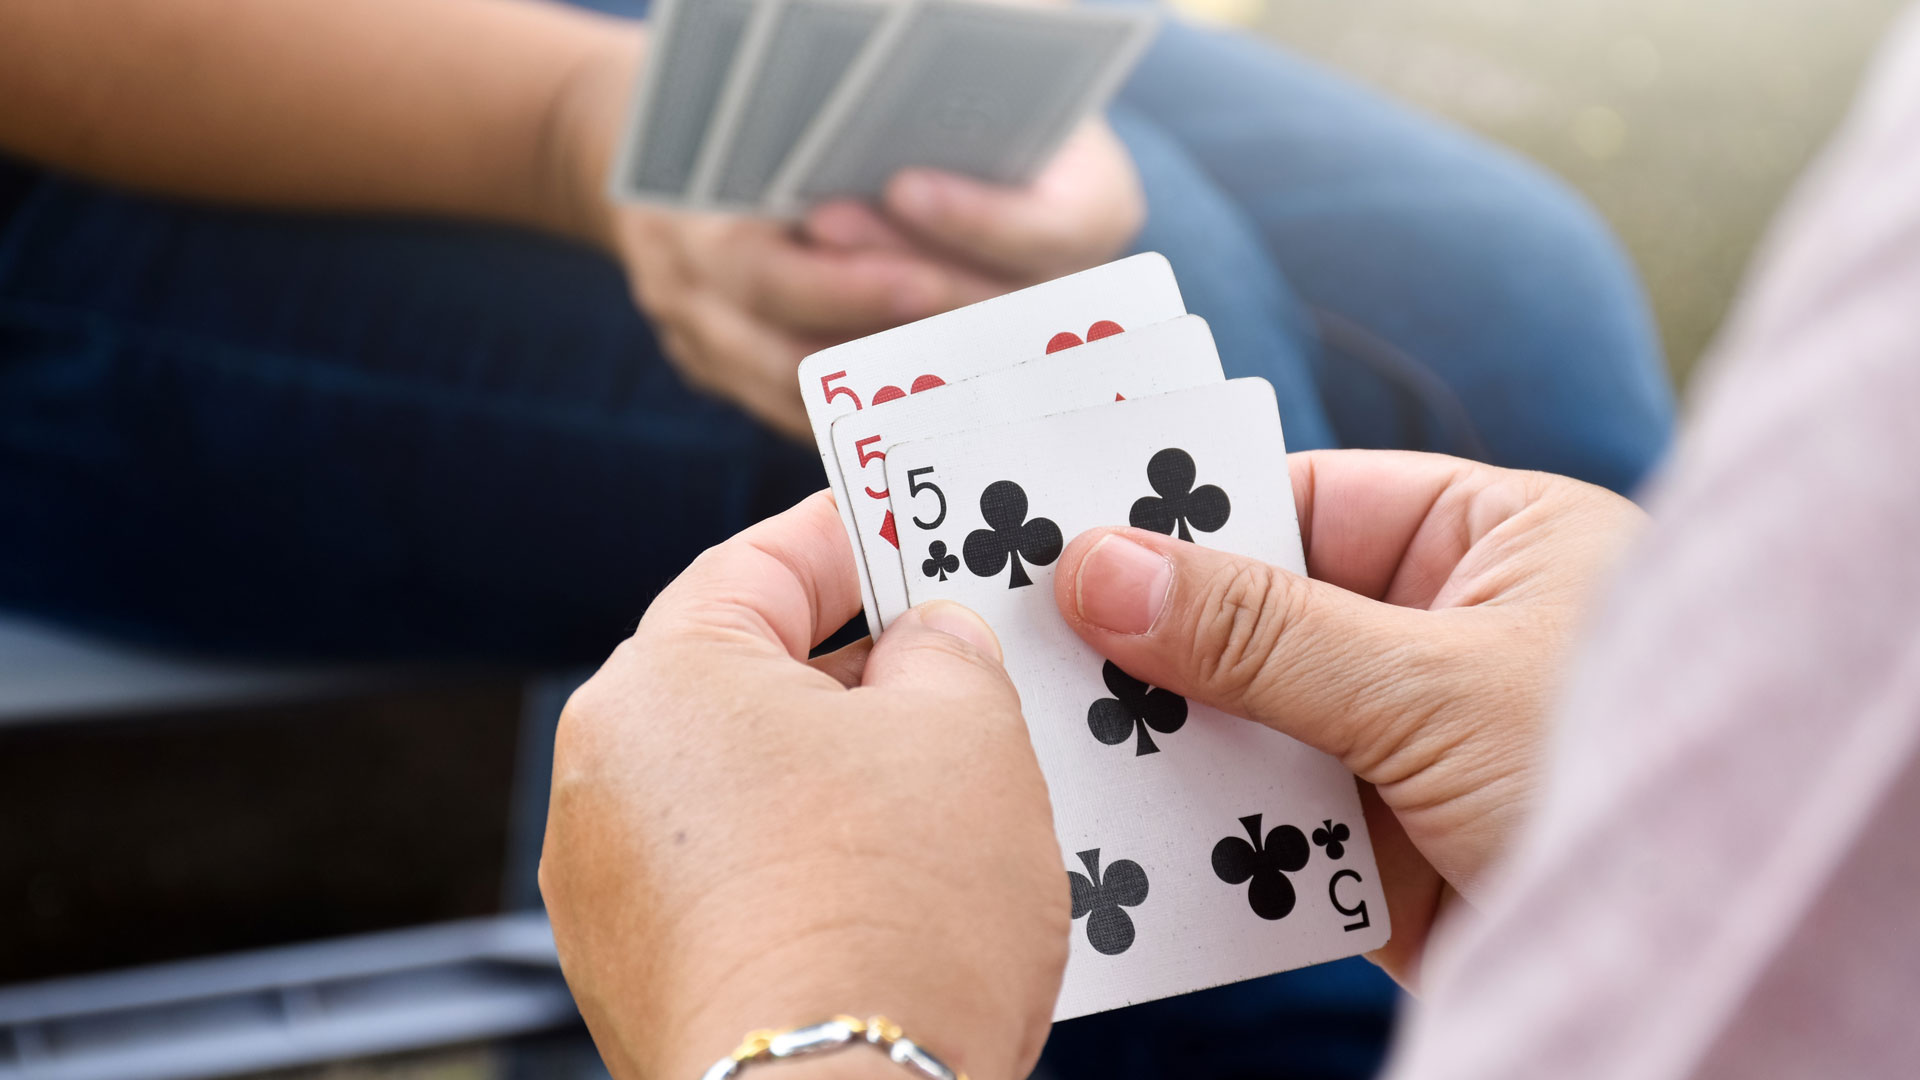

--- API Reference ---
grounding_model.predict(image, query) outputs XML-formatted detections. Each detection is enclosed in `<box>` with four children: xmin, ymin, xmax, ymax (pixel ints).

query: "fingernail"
<box><xmin>1074</xmin><ymin>534</ymin><xmax>1172</xmax><ymax>635</ymax></box>
<box><xmin>913</xmin><ymin>600</ymin><xmax>1003</xmax><ymax>662</ymax></box>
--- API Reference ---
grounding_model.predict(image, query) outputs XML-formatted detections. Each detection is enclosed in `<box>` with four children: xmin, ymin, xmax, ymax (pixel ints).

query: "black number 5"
<box><xmin>906</xmin><ymin>467</ymin><xmax>947</xmax><ymax>529</ymax></box>
<box><xmin>1329</xmin><ymin>869</ymin><xmax>1371</xmax><ymax>932</ymax></box>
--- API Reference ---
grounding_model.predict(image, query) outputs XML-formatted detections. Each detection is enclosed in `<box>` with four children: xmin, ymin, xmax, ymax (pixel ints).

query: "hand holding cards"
<box><xmin>799</xmin><ymin>255</ymin><xmax>1392</xmax><ymax>1019</ymax></box>
<box><xmin>609</xmin><ymin>0</ymin><xmax>1157</xmax><ymax>215</ymax></box>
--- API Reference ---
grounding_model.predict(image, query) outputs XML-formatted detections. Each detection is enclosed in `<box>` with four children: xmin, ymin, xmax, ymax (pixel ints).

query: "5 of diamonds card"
<box><xmin>883</xmin><ymin>378</ymin><xmax>1390</xmax><ymax>1019</ymax></box>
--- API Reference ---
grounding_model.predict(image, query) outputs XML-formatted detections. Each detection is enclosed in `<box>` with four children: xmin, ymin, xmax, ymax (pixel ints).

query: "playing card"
<box><xmin>799</xmin><ymin>252</ymin><xmax>1186</xmax><ymax>631</ymax></box>
<box><xmin>885</xmin><ymin>379</ymin><xmax>1391</xmax><ymax>1019</ymax></box>
<box><xmin>765</xmin><ymin>0</ymin><xmax>1158</xmax><ymax>214</ymax></box>
<box><xmin>683</xmin><ymin>0</ymin><xmax>788</xmax><ymax>206</ymax></box>
<box><xmin>831</xmin><ymin>315</ymin><xmax>1224</xmax><ymax>633</ymax></box>
<box><xmin>608</xmin><ymin>0</ymin><xmax>758</xmax><ymax>203</ymax></box>
<box><xmin>690</xmin><ymin>0</ymin><xmax>890</xmax><ymax>211</ymax></box>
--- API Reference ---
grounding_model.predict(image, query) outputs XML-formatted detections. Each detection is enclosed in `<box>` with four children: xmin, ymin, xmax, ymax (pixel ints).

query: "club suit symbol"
<box><xmin>1130</xmin><ymin>448</ymin><xmax>1231</xmax><ymax>542</ymax></box>
<box><xmin>1087</xmin><ymin>661</ymin><xmax>1188</xmax><ymax>755</ymax></box>
<box><xmin>963</xmin><ymin>480</ymin><xmax>1062</xmax><ymax>589</ymax></box>
<box><xmin>1312</xmin><ymin>820</ymin><xmax>1351</xmax><ymax>860</ymax></box>
<box><xmin>1068</xmin><ymin>849</ymin><xmax>1149</xmax><ymax>955</ymax></box>
<box><xmin>1212</xmin><ymin>814</ymin><xmax>1311</xmax><ymax>920</ymax></box>
<box><xmin>921</xmin><ymin>541</ymin><xmax>959</xmax><ymax>582</ymax></box>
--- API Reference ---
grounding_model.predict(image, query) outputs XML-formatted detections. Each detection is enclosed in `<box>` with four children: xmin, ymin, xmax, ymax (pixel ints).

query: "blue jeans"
<box><xmin>0</xmin><ymin>12</ymin><xmax>1673</xmax><ymax>1079</ymax></box>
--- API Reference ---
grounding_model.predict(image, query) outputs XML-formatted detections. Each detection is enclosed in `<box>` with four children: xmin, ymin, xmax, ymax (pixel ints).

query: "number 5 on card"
<box><xmin>797</xmin><ymin>253</ymin><xmax>1186</xmax><ymax>630</ymax></box>
<box><xmin>829</xmin><ymin>314</ymin><xmax>1225</xmax><ymax>629</ymax></box>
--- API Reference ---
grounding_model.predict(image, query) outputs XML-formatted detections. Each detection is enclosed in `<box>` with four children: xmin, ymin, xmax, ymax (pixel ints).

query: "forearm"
<box><xmin>0</xmin><ymin>0</ymin><xmax>638</xmax><ymax>244</ymax></box>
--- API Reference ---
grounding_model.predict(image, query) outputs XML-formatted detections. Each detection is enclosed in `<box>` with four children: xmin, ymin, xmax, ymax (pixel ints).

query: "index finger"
<box><xmin>1289</xmin><ymin>449</ymin><xmax>1535</xmax><ymax>608</ymax></box>
<box><xmin>638</xmin><ymin>490</ymin><xmax>863</xmax><ymax>661</ymax></box>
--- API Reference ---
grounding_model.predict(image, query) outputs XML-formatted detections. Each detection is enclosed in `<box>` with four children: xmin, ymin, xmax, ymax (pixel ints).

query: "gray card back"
<box><xmin>771</xmin><ymin>0</ymin><xmax>1156</xmax><ymax>209</ymax></box>
<box><xmin>614</xmin><ymin>0</ymin><xmax>757</xmax><ymax>200</ymax></box>
<box><xmin>712</xmin><ymin>0</ymin><xmax>888</xmax><ymax>207</ymax></box>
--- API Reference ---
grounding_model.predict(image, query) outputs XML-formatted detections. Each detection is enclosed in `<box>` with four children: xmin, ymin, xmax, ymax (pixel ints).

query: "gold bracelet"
<box><xmin>698</xmin><ymin>1015</ymin><xmax>968</xmax><ymax>1080</ymax></box>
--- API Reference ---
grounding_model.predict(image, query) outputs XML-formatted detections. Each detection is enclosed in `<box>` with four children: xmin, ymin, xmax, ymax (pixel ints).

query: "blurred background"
<box><xmin>1</xmin><ymin>0</ymin><xmax>1909</xmax><ymax>1078</ymax></box>
<box><xmin>1240</xmin><ymin>0</ymin><xmax>1910</xmax><ymax>386</ymax></box>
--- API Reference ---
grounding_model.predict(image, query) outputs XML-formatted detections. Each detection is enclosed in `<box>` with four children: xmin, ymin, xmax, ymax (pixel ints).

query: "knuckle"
<box><xmin>924</xmin><ymin>638</ymin><xmax>1019</xmax><ymax>697</ymax></box>
<box><xmin>549</xmin><ymin>686</ymin><xmax>602</xmax><ymax>780</ymax></box>
<box><xmin>915</xmin><ymin>632</ymin><xmax>989</xmax><ymax>673</ymax></box>
<box><xmin>555</xmin><ymin>659</ymin><xmax>620</xmax><ymax>740</ymax></box>
<box><xmin>893</xmin><ymin>644</ymin><xmax>1023</xmax><ymax>718</ymax></box>
<box><xmin>1188</xmin><ymin>560</ymin><xmax>1310</xmax><ymax>710</ymax></box>
<box><xmin>554</xmin><ymin>634</ymin><xmax>653</xmax><ymax>738</ymax></box>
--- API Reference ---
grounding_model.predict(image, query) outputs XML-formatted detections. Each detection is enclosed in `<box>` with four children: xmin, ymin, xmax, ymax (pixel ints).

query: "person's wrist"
<box><xmin>647</xmin><ymin>863</ymin><xmax>1053</xmax><ymax>1080</ymax></box>
<box><xmin>658</xmin><ymin>922</ymin><xmax>1029</xmax><ymax>1080</ymax></box>
<box><xmin>539</xmin><ymin>22</ymin><xmax>643</xmax><ymax>252</ymax></box>
<box><xmin>746</xmin><ymin>1054</ymin><xmax>902</xmax><ymax>1080</ymax></box>
<box><xmin>671</xmin><ymin>1028</ymin><xmax>940</xmax><ymax>1080</ymax></box>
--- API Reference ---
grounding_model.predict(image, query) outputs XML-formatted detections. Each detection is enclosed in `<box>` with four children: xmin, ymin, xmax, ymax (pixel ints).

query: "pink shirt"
<box><xmin>1386</xmin><ymin>9</ymin><xmax>1920</xmax><ymax>1078</ymax></box>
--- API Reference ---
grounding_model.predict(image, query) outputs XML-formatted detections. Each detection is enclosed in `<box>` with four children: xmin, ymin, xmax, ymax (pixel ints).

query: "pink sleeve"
<box><xmin>1384</xmin><ymin>9</ymin><xmax>1920</xmax><ymax>1079</ymax></box>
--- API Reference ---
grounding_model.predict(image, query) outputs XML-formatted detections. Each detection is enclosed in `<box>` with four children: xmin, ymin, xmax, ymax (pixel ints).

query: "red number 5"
<box><xmin>820</xmin><ymin>370</ymin><xmax>861</xmax><ymax>410</ymax></box>
<box><xmin>856</xmin><ymin>435</ymin><xmax>888</xmax><ymax>499</ymax></box>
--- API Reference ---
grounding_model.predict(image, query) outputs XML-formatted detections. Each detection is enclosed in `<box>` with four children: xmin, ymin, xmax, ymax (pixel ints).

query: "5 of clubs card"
<box><xmin>883</xmin><ymin>378</ymin><xmax>1391</xmax><ymax>1019</ymax></box>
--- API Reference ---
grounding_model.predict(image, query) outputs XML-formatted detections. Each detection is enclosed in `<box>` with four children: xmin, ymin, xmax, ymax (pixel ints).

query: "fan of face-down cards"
<box><xmin>797</xmin><ymin>253</ymin><xmax>1393</xmax><ymax>1019</ymax></box>
<box><xmin>609</xmin><ymin>0</ymin><xmax>1159</xmax><ymax>217</ymax></box>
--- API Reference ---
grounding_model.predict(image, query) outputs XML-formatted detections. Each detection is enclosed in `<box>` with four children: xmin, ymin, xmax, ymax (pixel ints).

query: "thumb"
<box><xmin>884</xmin><ymin>169</ymin><xmax>1066</xmax><ymax>279</ymax></box>
<box><xmin>1053</xmin><ymin>528</ymin><xmax>1443</xmax><ymax>775</ymax></box>
<box><xmin>862</xmin><ymin>600</ymin><xmax>1020</xmax><ymax>704</ymax></box>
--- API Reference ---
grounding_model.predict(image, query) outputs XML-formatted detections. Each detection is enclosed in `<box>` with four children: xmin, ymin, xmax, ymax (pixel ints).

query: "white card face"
<box><xmin>884</xmin><ymin>379</ymin><xmax>1391</xmax><ymax>1020</ymax></box>
<box><xmin>799</xmin><ymin>252</ymin><xmax>1186</xmax><ymax>629</ymax></box>
<box><xmin>831</xmin><ymin>315</ymin><xmax>1224</xmax><ymax>632</ymax></box>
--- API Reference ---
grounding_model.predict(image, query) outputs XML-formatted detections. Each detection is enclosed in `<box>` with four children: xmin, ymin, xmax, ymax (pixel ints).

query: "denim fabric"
<box><xmin>1113</xmin><ymin>15</ymin><xmax>1675</xmax><ymax>494</ymax></box>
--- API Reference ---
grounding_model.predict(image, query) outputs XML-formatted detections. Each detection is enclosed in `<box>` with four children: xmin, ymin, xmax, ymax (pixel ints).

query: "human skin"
<box><xmin>540</xmin><ymin>492</ymin><xmax>1068</xmax><ymax>1080</ymax></box>
<box><xmin>543</xmin><ymin>451</ymin><xmax>1646</xmax><ymax>1079</ymax></box>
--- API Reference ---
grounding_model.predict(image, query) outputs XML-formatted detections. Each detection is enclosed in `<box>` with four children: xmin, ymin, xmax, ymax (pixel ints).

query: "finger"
<box><xmin>668</xmin><ymin>215</ymin><xmax>918</xmax><ymax>335</ymax></box>
<box><xmin>640</xmin><ymin>490</ymin><xmax>862</xmax><ymax>661</ymax></box>
<box><xmin>732</xmin><ymin>242</ymin><xmax>978</xmax><ymax>335</ymax></box>
<box><xmin>1287</xmin><ymin>449</ymin><xmax>1537</xmax><ymax>607</ymax></box>
<box><xmin>1052</xmin><ymin>527</ymin><xmax>1437</xmax><ymax>770</ymax></box>
<box><xmin>803</xmin><ymin>200</ymin><xmax>918</xmax><ymax>252</ymax></box>
<box><xmin>877</xmin><ymin>118</ymin><xmax>1136</xmax><ymax>282</ymax></box>
<box><xmin>882</xmin><ymin>167</ymin><xmax>1073</xmax><ymax>281</ymax></box>
<box><xmin>861</xmin><ymin>600</ymin><xmax>1020</xmax><ymax>710</ymax></box>
<box><xmin>671</xmin><ymin>290</ymin><xmax>812</xmax><ymax>441</ymax></box>
<box><xmin>808</xmin><ymin>637</ymin><xmax>874</xmax><ymax>689</ymax></box>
